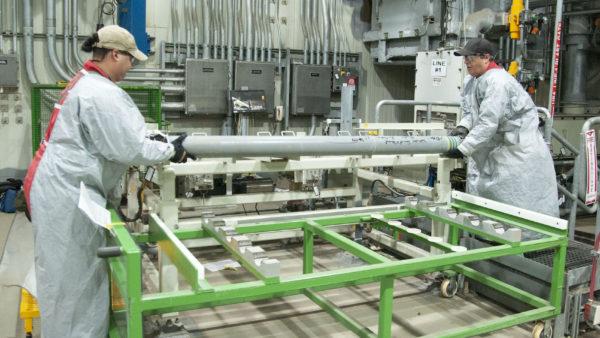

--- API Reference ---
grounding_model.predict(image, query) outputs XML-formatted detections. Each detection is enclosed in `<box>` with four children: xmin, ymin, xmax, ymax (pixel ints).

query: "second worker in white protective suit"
<box><xmin>23</xmin><ymin>26</ymin><xmax>195</xmax><ymax>337</ymax></box>
<box><xmin>448</xmin><ymin>38</ymin><xmax>559</xmax><ymax>236</ymax></box>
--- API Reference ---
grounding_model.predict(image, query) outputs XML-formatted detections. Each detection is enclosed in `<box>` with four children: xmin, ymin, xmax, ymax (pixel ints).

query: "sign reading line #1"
<box><xmin>431</xmin><ymin>59</ymin><xmax>447</xmax><ymax>77</ymax></box>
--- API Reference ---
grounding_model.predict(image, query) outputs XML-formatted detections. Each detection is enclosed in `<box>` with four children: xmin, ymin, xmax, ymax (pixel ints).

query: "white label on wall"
<box><xmin>432</xmin><ymin>77</ymin><xmax>442</xmax><ymax>87</ymax></box>
<box><xmin>585</xmin><ymin>130</ymin><xmax>597</xmax><ymax>205</ymax></box>
<box><xmin>431</xmin><ymin>59</ymin><xmax>447</xmax><ymax>77</ymax></box>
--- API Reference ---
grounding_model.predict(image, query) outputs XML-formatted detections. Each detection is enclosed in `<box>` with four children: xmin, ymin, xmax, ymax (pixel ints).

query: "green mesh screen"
<box><xmin>30</xmin><ymin>84</ymin><xmax>162</xmax><ymax>155</ymax></box>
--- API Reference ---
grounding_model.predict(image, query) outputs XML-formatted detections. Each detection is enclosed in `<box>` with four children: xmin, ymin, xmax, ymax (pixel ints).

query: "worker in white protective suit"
<box><xmin>23</xmin><ymin>26</ymin><xmax>194</xmax><ymax>337</ymax></box>
<box><xmin>448</xmin><ymin>38</ymin><xmax>559</xmax><ymax>234</ymax></box>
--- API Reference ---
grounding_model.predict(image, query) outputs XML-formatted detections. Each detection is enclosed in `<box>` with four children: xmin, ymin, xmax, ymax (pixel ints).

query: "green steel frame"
<box><xmin>106</xmin><ymin>197</ymin><xmax>567</xmax><ymax>338</ymax></box>
<box><xmin>30</xmin><ymin>84</ymin><xmax>162</xmax><ymax>156</ymax></box>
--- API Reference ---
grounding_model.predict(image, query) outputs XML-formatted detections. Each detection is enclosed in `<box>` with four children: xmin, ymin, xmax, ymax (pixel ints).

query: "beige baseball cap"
<box><xmin>94</xmin><ymin>25</ymin><xmax>148</xmax><ymax>62</ymax></box>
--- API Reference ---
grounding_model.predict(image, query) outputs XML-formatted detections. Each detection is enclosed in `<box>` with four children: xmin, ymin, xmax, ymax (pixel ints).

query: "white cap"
<box><xmin>94</xmin><ymin>25</ymin><xmax>148</xmax><ymax>62</ymax></box>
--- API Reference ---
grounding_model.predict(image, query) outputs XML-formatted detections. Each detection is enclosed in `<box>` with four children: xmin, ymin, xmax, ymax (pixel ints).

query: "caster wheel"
<box><xmin>532</xmin><ymin>322</ymin><xmax>552</xmax><ymax>338</ymax></box>
<box><xmin>440</xmin><ymin>278</ymin><xmax>457</xmax><ymax>298</ymax></box>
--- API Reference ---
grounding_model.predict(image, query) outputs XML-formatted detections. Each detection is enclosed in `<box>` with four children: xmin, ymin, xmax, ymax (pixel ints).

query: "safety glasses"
<box><xmin>119</xmin><ymin>50</ymin><xmax>136</xmax><ymax>64</ymax></box>
<box><xmin>464</xmin><ymin>54</ymin><xmax>483</xmax><ymax>62</ymax></box>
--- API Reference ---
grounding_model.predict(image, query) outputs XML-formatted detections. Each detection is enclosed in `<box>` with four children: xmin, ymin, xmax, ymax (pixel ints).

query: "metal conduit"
<box><xmin>128</xmin><ymin>68</ymin><xmax>185</xmax><ymax>74</ymax></box>
<box><xmin>266</xmin><ymin>0</ymin><xmax>273</xmax><ymax>62</ymax></box>
<box><xmin>246</xmin><ymin>0</ymin><xmax>252</xmax><ymax>61</ymax></box>
<box><xmin>185</xmin><ymin>0</ymin><xmax>192</xmax><ymax>58</ymax></box>
<box><xmin>0</xmin><ymin>1</ymin><xmax>3</xmax><ymax>53</ymax></box>
<box><xmin>202</xmin><ymin>0</ymin><xmax>209</xmax><ymax>58</ymax></box>
<box><xmin>63</xmin><ymin>0</ymin><xmax>76</xmax><ymax>76</ymax></box>
<box><xmin>312</xmin><ymin>0</ymin><xmax>321</xmax><ymax>64</ymax></box>
<box><xmin>321</xmin><ymin>0</ymin><xmax>329</xmax><ymax>65</ymax></box>
<box><xmin>253</xmin><ymin>0</ymin><xmax>259</xmax><ymax>61</ymax></box>
<box><xmin>182</xmin><ymin>135</ymin><xmax>461</xmax><ymax>158</ymax></box>
<box><xmin>12</xmin><ymin>0</ymin><xmax>17</xmax><ymax>54</ymax></box>
<box><xmin>259</xmin><ymin>0</ymin><xmax>265</xmax><ymax>62</ymax></box>
<box><xmin>212</xmin><ymin>0</ymin><xmax>219</xmax><ymax>59</ymax></box>
<box><xmin>306</xmin><ymin>0</ymin><xmax>314</xmax><ymax>64</ymax></box>
<box><xmin>299</xmin><ymin>0</ymin><xmax>309</xmax><ymax>63</ymax></box>
<box><xmin>123</xmin><ymin>76</ymin><xmax>185</xmax><ymax>82</ymax></box>
<box><xmin>219</xmin><ymin>0</ymin><xmax>226</xmax><ymax>60</ymax></box>
<box><xmin>72</xmin><ymin>0</ymin><xmax>84</xmax><ymax>67</ymax></box>
<box><xmin>237</xmin><ymin>0</ymin><xmax>244</xmax><ymax>60</ymax></box>
<box><xmin>330</xmin><ymin>0</ymin><xmax>339</xmax><ymax>65</ymax></box>
<box><xmin>193</xmin><ymin>0</ymin><xmax>199</xmax><ymax>58</ymax></box>
<box><xmin>161</xmin><ymin>86</ymin><xmax>186</xmax><ymax>94</ymax></box>
<box><xmin>24</xmin><ymin>0</ymin><xmax>38</xmax><ymax>83</ymax></box>
<box><xmin>46</xmin><ymin>0</ymin><xmax>71</xmax><ymax>81</ymax></box>
<box><xmin>163</xmin><ymin>102</ymin><xmax>186</xmax><ymax>111</ymax></box>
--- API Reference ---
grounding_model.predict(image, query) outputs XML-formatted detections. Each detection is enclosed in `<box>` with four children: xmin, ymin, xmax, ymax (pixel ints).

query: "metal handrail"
<box><xmin>374</xmin><ymin>100</ymin><xmax>460</xmax><ymax>136</ymax></box>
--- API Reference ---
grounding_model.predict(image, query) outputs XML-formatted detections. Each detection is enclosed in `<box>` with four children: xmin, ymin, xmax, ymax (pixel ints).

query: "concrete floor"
<box><xmin>1</xmin><ymin>210</ymin><xmax>599</xmax><ymax>337</ymax></box>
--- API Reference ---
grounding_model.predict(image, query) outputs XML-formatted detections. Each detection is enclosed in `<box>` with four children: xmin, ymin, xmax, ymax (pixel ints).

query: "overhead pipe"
<box><xmin>62</xmin><ymin>0</ymin><xmax>76</xmax><ymax>76</ymax></box>
<box><xmin>299</xmin><ymin>0</ymin><xmax>309</xmax><ymax>63</ymax></box>
<box><xmin>202</xmin><ymin>0</ymin><xmax>210</xmax><ymax>58</ymax></box>
<box><xmin>46</xmin><ymin>0</ymin><xmax>71</xmax><ymax>81</ymax></box>
<box><xmin>312</xmin><ymin>0</ymin><xmax>321</xmax><ymax>64</ymax></box>
<box><xmin>192</xmin><ymin>0</ymin><xmax>199</xmax><ymax>58</ymax></box>
<box><xmin>183</xmin><ymin>135</ymin><xmax>462</xmax><ymax>158</ymax></box>
<box><xmin>72</xmin><ymin>0</ymin><xmax>84</xmax><ymax>67</ymax></box>
<box><xmin>23</xmin><ymin>0</ymin><xmax>38</xmax><ymax>83</ymax></box>
<box><xmin>321</xmin><ymin>0</ymin><xmax>329</xmax><ymax>65</ymax></box>
<box><xmin>245</xmin><ymin>0</ymin><xmax>252</xmax><ymax>61</ymax></box>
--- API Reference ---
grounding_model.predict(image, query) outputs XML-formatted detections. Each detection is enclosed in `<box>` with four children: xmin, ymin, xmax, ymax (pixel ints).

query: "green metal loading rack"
<box><xmin>105</xmin><ymin>192</ymin><xmax>567</xmax><ymax>338</ymax></box>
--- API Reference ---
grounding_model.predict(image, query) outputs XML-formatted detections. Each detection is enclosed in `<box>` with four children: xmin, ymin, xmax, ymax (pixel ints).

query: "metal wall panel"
<box><xmin>234</xmin><ymin>61</ymin><xmax>276</xmax><ymax>113</ymax></box>
<box><xmin>185</xmin><ymin>59</ymin><xmax>229</xmax><ymax>114</ymax></box>
<box><xmin>291</xmin><ymin>64</ymin><xmax>332</xmax><ymax>116</ymax></box>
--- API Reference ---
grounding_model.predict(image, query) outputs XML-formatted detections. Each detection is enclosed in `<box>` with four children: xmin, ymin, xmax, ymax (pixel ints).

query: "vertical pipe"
<box><xmin>246</xmin><ymin>0</ymin><xmax>252</xmax><ymax>61</ymax></box>
<box><xmin>46</xmin><ymin>0</ymin><xmax>71</xmax><ymax>81</ymax></box>
<box><xmin>193</xmin><ymin>0</ymin><xmax>199</xmax><ymax>58</ymax></box>
<box><xmin>171</xmin><ymin>0</ymin><xmax>179</xmax><ymax>63</ymax></box>
<box><xmin>259</xmin><ymin>0</ymin><xmax>265</xmax><ymax>62</ymax></box>
<box><xmin>321</xmin><ymin>0</ymin><xmax>329</xmax><ymax>65</ymax></box>
<box><xmin>63</xmin><ymin>0</ymin><xmax>76</xmax><ymax>76</ymax></box>
<box><xmin>72</xmin><ymin>0</ymin><xmax>84</xmax><ymax>67</ymax></box>
<box><xmin>330</xmin><ymin>0</ymin><xmax>338</xmax><ymax>66</ymax></box>
<box><xmin>212</xmin><ymin>0</ymin><xmax>219</xmax><ymax>59</ymax></box>
<box><xmin>306</xmin><ymin>0</ymin><xmax>314</xmax><ymax>64</ymax></box>
<box><xmin>426</xmin><ymin>104</ymin><xmax>432</xmax><ymax>136</ymax></box>
<box><xmin>299</xmin><ymin>0</ymin><xmax>308</xmax><ymax>64</ymax></box>
<box><xmin>284</xmin><ymin>50</ymin><xmax>291</xmax><ymax>129</ymax></box>
<box><xmin>237</xmin><ymin>0</ymin><xmax>244</xmax><ymax>60</ymax></box>
<box><xmin>276</xmin><ymin>0</ymin><xmax>282</xmax><ymax>68</ymax></box>
<box><xmin>220</xmin><ymin>0</ymin><xmax>226</xmax><ymax>60</ymax></box>
<box><xmin>202</xmin><ymin>0</ymin><xmax>210</xmax><ymax>59</ymax></box>
<box><xmin>185</xmin><ymin>0</ymin><xmax>191</xmax><ymax>58</ymax></box>
<box><xmin>265</xmin><ymin>0</ymin><xmax>272</xmax><ymax>63</ymax></box>
<box><xmin>0</xmin><ymin>1</ymin><xmax>3</xmax><ymax>53</ymax></box>
<box><xmin>12</xmin><ymin>0</ymin><xmax>17</xmax><ymax>54</ymax></box>
<box><xmin>227</xmin><ymin>0</ymin><xmax>234</xmax><ymax>135</ymax></box>
<box><xmin>24</xmin><ymin>0</ymin><xmax>38</xmax><ymax>83</ymax></box>
<box><xmin>253</xmin><ymin>0</ymin><xmax>258</xmax><ymax>61</ymax></box>
<box><xmin>312</xmin><ymin>0</ymin><xmax>321</xmax><ymax>64</ymax></box>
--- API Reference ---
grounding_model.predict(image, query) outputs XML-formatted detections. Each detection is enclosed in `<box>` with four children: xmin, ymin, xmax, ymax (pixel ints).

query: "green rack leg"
<box><xmin>378</xmin><ymin>277</ymin><xmax>394</xmax><ymax>338</ymax></box>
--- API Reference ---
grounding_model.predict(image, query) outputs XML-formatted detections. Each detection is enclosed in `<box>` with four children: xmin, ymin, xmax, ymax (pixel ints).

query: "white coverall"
<box><xmin>457</xmin><ymin>67</ymin><xmax>559</xmax><ymax>234</ymax></box>
<box><xmin>24</xmin><ymin>61</ymin><xmax>173</xmax><ymax>337</ymax></box>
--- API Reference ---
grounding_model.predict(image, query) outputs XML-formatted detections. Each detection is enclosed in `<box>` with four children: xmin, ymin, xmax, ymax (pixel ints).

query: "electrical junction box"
<box><xmin>291</xmin><ymin>64</ymin><xmax>332</xmax><ymax>116</ymax></box>
<box><xmin>185</xmin><ymin>59</ymin><xmax>229</xmax><ymax>114</ymax></box>
<box><xmin>0</xmin><ymin>55</ymin><xmax>19</xmax><ymax>87</ymax></box>
<box><xmin>332</xmin><ymin>66</ymin><xmax>358</xmax><ymax>93</ymax></box>
<box><xmin>234</xmin><ymin>61</ymin><xmax>276</xmax><ymax>113</ymax></box>
<box><xmin>414</xmin><ymin>50</ymin><xmax>466</xmax><ymax>135</ymax></box>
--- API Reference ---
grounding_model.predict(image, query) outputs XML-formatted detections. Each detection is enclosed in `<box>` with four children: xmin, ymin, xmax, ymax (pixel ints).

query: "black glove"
<box><xmin>170</xmin><ymin>133</ymin><xmax>196</xmax><ymax>163</ymax></box>
<box><xmin>444</xmin><ymin>148</ymin><xmax>464</xmax><ymax>159</ymax></box>
<box><xmin>449</xmin><ymin>126</ymin><xmax>469</xmax><ymax>138</ymax></box>
<box><xmin>149</xmin><ymin>133</ymin><xmax>168</xmax><ymax>143</ymax></box>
